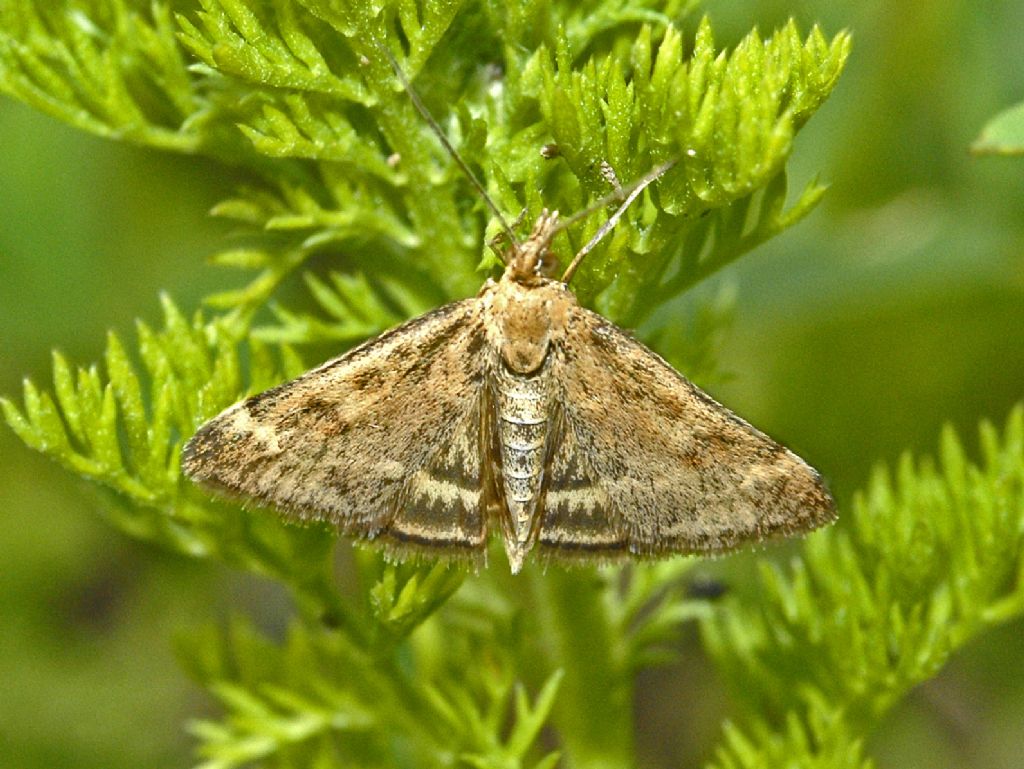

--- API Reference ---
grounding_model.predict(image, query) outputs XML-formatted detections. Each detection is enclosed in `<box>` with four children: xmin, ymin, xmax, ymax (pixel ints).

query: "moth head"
<box><xmin>507</xmin><ymin>209</ymin><xmax>560</xmax><ymax>284</ymax></box>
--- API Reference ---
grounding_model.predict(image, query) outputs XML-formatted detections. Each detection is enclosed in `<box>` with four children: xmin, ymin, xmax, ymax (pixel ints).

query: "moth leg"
<box><xmin>487</xmin><ymin>208</ymin><xmax>529</xmax><ymax>261</ymax></box>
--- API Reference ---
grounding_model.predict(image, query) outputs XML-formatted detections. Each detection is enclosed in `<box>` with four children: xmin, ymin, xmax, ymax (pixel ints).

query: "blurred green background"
<box><xmin>2</xmin><ymin>1</ymin><xmax>1022</xmax><ymax>767</ymax></box>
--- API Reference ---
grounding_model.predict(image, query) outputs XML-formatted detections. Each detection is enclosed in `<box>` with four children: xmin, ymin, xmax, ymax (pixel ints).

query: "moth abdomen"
<box><xmin>492</xmin><ymin>362</ymin><xmax>556</xmax><ymax>571</ymax></box>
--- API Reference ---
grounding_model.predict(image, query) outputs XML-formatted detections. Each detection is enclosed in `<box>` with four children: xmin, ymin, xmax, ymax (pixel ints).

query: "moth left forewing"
<box><xmin>377</xmin><ymin>388</ymin><xmax>494</xmax><ymax>564</ymax></box>
<box><xmin>550</xmin><ymin>307</ymin><xmax>836</xmax><ymax>557</ymax></box>
<box><xmin>182</xmin><ymin>298</ymin><xmax>491</xmax><ymax>558</ymax></box>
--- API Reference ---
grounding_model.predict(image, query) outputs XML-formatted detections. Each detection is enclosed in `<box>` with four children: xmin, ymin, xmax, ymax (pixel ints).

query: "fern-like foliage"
<box><xmin>0</xmin><ymin>1</ymin><xmax>867</xmax><ymax>766</ymax></box>
<box><xmin>1</xmin><ymin>0</ymin><xmax>850</xmax><ymax>335</ymax></box>
<box><xmin>704</xmin><ymin>406</ymin><xmax>1024</xmax><ymax>769</ymax></box>
<box><xmin>0</xmin><ymin>1</ymin><xmax>202</xmax><ymax>150</ymax></box>
<box><xmin>0</xmin><ymin>297</ymin><xmax>347</xmax><ymax>620</ymax></box>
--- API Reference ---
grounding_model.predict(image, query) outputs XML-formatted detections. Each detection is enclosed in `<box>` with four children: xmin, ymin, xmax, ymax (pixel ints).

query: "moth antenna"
<box><xmin>382</xmin><ymin>46</ymin><xmax>519</xmax><ymax>256</ymax></box>
<box><xmin>559</xmin><ymin>159</ymin><xmax>678</xmax><ymax>284</ymax></box>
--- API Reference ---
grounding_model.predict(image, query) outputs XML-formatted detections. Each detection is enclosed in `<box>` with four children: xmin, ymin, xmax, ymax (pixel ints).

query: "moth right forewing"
<box><xmin>182</xmin><ymin>298</ymin><xmax>488</xmax><ymax>538</ymax></box>
<box><xmin>556</xmin><ymin>307</ymin><xmax>836</xmax><ymax>556</ymax></box>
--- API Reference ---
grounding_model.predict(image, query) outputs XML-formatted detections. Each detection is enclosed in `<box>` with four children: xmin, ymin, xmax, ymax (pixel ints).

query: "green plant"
<box><xmin>5</xmin><ymin>1</ymin><xmax>1023</xmax><ymax>768</ymax></box>
<box><xmin>973</xmin><ymin>100</ymin><xmax>1024</xmax><ymax>156</ymax></box>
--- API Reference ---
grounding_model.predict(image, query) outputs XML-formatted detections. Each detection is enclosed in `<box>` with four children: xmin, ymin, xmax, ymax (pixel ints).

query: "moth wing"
<box><xmin>182</xmin><ymin>299</ymin><xmax>492</xmax><ymax>557</ymax></box>
<box><xmin>534</xmin><ymin>407</ymin><xmax>626</xmax><ymax>558</ymax></box>
<box><xmin>544</xmin><ymin>307</ymin><xmax>835</xmax><ymax>557</ymax></box>
<box><xmin>386</xmin><ymin>389</ymin><xmax>495</xmax><ymax>555</ymax></box>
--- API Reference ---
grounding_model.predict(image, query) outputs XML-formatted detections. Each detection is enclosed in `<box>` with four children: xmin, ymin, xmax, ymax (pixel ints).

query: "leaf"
<box><xmin>703</xmin><ymin>405</ymin><xmax>1024</xmax><ymax>766</ymax></box>
<box><xmin>972</xmin><ymin>100</ymin><xmax>1024</xmax><ymax>156</ymax></box>
<box><xmin>0</xmin><ymin>1</ymin><xmax>202</xmax><ymax>151</ymax></box>
<box><xmin>506</xmin><ymin>669</ymin><xmax>564</xmax><ymax>757</ymax></box>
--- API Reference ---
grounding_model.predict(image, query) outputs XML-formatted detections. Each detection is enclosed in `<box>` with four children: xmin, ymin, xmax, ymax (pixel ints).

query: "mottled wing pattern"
<box><xmin>545</xmin><ymin>307</ymin><xmax>835</xmax><ymax>557</ymax></box>
<box><xmin>182</xmin><ymin>299</ymin><xmax>491</xmax><ymax>557</ymax></box>
<box><xmin>387</xmin><ymin>393</ymin><xmax>493</xmax><ymax>553</ymax></box>
<box><xmin>534</xmin><ymin>408</ymin><xmax>625</xmax><ymax>557</ymax></box>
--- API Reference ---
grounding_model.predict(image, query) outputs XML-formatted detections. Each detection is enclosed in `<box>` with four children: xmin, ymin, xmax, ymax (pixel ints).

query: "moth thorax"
<box><xmin>494</xmin><ymin>363</ymin><xmax>552</xmax><ymax>573</ymax></box>
<box><xmin>496</xmin><ymin>280</ymin><xmax>557</xmax><ymax>375</ymax></box>
<box><xmin>500</xmin><ymin>311</ymin><xmax>550</xmax><ymax>374</ymax></box>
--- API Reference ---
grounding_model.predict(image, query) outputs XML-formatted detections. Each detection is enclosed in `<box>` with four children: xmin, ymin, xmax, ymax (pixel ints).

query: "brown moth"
<box><xmin>182</xmin><ymin>207</ymin><xmax>835</xmax><ymax>574</ymax></box>
<box><xmin>183</xmin><ymin>55</ymin><xmax>835</xmax><ymax>573</ymax></box>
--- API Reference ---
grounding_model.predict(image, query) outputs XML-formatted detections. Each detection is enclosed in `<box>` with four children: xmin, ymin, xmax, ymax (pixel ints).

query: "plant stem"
<box><xmin>529</xmin><ymin>569</ymin><xmax>634</xmax><ymax>769</ymax></box>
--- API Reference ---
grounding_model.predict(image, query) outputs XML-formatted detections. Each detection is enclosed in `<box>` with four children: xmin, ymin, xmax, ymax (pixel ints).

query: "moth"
<box><xmin>183</xmin><ymin>212</ymin><xmax>835</xmax><ymax>573</ymax></box>
<box><xmin>182</xmin><ymin>59</ymin><xmax>835</xmax><ymax>574</ymax></box>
